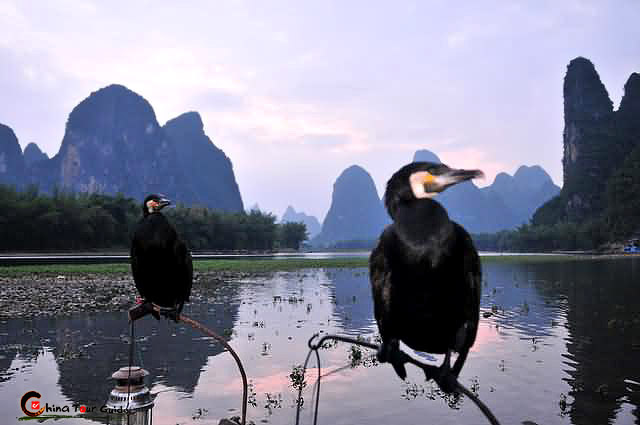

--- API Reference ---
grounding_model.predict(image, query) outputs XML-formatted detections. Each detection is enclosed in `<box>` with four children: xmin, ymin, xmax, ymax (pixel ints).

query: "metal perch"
<box><xmin>295</xmin><ymin>333</ymin><xmax>501</xmax><ymax>425</ymax></box>
<box><xmin>129</xmin><ymin>302</ymin><xmax>248</xmax><ymax>425</ymax></box>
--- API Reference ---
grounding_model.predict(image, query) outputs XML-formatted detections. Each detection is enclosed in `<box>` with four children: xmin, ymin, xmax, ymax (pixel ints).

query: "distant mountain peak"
<box><xmin>0</xmin><ymin>123</ymin><xmax>26</xmax><ymax>187</ymax></box>
<box><xmin>491</xmin><ymin>172</ymin><xmax>513</xmax><ymax>188</ymax></box>
<box><xmin>619</xmin><ymin>72</ymin><xmax>640</xmax><ymax>117</ymax></box>
<box><xmin>65</xmin><ymin>83</ymin><xmax>159</xmax><ymax>138</ymax></box>
<box><xmin>564</xmin><ymin>57</ymin><xmax>613</xmax><ymax>122</ymax></box>
<box><xmin>281</xmin><ymin>205</ymin><xmax>321</xmax><ymax>238</ymax></box>
<box><xmin>413</xmin><ymin>149</ymin><xmax>442</xmax><ymax>164</ymax></box>
<box><xmin>165</xmin><ymin>111</ymin><xmax>204</xmax><ymax>134</ymax></box>
<box><xmin>163</xmin><ymin>110</ymin><xmax>243</xmax><ymax>212</ymax></box>
<box><xmin>7</xmin><ymin>84</ymin><xmax>243</xmax><ymax>212</ymax></box>
<box><xmin>23</xmin><ymin>142</ymin><xmax>48</xmax><ymax>167</ymax></box>
<box><xmin>342</xmin><ymin>164</ymin><xmax>369</xmax><ymax>176</ymax></box>
<box><xmin>513</xmin><ymin>165</ymin><xmax>553</xmax><ymax>187</ymax></box>
<box><xmin>315</xmin><ymin>164</ymin><xmax>388</xmax><ymax>245</ymax></box>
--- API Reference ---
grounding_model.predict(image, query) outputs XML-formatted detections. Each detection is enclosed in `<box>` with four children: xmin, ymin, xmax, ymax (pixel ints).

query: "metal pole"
<box><xmin>179</xmin><ymin>315</ymin><xmax>248</xmax><ymax>425</ymax></box>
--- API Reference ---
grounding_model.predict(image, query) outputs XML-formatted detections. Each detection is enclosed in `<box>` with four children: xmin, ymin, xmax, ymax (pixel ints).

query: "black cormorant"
<box><xmin>370</xmin><ymin>162</ymin><xmax>483</xmax><ymax>389</ymax></box>
<box><xmin>131</xmin><ymin>194</ymin><xmax>193</xmax><ymax>320</ymax></box>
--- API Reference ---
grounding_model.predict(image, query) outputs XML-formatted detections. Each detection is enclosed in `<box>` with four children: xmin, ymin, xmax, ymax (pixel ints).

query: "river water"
<box><xmin>1</xmin><ymin>257</ymin><xmax>639</xmax><ymax>424</ymax></box>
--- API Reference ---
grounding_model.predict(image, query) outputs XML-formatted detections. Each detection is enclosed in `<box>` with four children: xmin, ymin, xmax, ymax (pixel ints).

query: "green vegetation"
<box><xmin>478</xmin><ymin>143</ymin><xmax>640</xmax><ymax>252</ymax></box>
<box><xmin>276</xmin><ymin>222</ymin><xmax>308</xmax><ymax>250</ymax></box>
<box><xmin>0</xmin><ymin>254</ymin><xmax>611</xmax><ymax>277</ymax></box>
<box><xmin>475</xmin><ymin>141</ymin><xmax>639</xmax><ymax>252</ymax></box>
<box><xmin>473</xmin><ymin>220</ymin><xmax>609</xmax><ymax>252</ymax></box>
<box><xmin>0</xmin><ymin>257</ymin><xmax>370</xmax><ymax>276</ymax></box>
<box><xmin>0</xmin><ymin>185</ymin><xmax>307</xmax><ymax>252</ymax></box>
<box><xmin>605</xmin><ymin>143</ymin><xmax>640</xmax><ymax>240</ymax></box>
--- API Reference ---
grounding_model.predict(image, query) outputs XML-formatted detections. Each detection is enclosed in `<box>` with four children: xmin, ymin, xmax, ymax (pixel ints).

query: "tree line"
<box><xmin>475</xmin><ymin>143</ymin><xmax>640</xmax><ymax>253</ymax></box>
<box><xmin>472</xmin><ymin>220</ymin><xmax>609</xmax><ymax>252</ymax></box>
<box><xmin>0</xmin><ymin>185</ymin><xmax>307</xmax><ymax>251</ymax></box>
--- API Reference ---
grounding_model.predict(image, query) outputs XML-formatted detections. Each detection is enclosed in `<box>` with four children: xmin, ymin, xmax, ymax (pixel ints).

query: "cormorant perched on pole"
<box><xmin>370</xmin><ymin>162</ymin><xmax>483</xmax><ymax>391</ymax></box>
<box><xmin>131</xmin><ymin>194</ymin><xmax>193</xmax><ymax>321</ymax></box>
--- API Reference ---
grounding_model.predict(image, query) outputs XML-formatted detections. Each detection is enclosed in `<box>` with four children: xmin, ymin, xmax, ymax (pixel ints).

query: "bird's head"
<box><xmin>142</xmin><ymin>194</ymin><xmax>171</xmax><ymax>216</ymax></box>
<box><xmin>384</xmin><ymin>162</ymin><xmax>484</xmax><ymax>218</ymax></box>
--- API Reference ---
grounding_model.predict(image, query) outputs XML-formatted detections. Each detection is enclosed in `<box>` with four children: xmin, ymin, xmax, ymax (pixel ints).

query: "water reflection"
<box><xmin>0</xmin><ymin>258</ymin><xmax>639</xmax><ymax>425</ymax></box>
<box><xmin>326</xmin><ymin>269</ymin><xmax>376</xmax><ymax>335</ymax></box>
<box><xmin>0</xmin><ymin>280</ymin><xmax>241</xmax><ymax>424</ymax></box>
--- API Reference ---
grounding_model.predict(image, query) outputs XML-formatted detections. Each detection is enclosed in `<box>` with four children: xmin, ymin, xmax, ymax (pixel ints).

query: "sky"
<box><xmin>1</xmin><ymin>1</ymin><xmax>639</xmax><ymax>221</ymax></box>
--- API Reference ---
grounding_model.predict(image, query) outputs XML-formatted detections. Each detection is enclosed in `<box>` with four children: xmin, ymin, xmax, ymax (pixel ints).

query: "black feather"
<box><xmin>131</xmin><ymin>195</ymin><xmax>193</xmax><ymax>313</ymax></box>
<box><xmin>371</xmin><ymin>163</ymin><xmax>481</xmax><ymax>380</ymax></box>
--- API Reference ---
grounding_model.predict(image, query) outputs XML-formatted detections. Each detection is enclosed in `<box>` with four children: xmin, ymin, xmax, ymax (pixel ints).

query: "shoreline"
<box><xmin>1</xmin><ymin>254</ymin><xmax>638</xmax><ymax>320</ymax></box>
<box><xmin>2</xmin><ymin>253</ymin><xmax>639</xmax><ymax>277</ymax></box>
<box><xmin>0</xmin><ymin>269</ymin><xmax>248</xmax><ymax>320</ymax></box>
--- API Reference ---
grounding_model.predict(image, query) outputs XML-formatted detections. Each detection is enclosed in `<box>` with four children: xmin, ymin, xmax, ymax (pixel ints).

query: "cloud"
<box><xmin>0</xmin><ymin>0</ymin><xmax>636</xmax><ymax>217</ymax></box>
<box><xmin>297</xmin><ymin>133</ymin><xmax>352</xmax><ymax>148</ymax></box>
<box><xmin>192</xmin><ymin>88</ymin><xmax>246</xmax><ymax>111</ymax></box>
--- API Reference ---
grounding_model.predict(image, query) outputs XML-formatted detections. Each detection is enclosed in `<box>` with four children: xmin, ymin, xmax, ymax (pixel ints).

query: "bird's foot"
<box><xmin>434</xmin><ymin>351</ymin><xmax>458</xmax><ymax>394</ymax></box>
<box><xmin>151</xmin><ymin>308</ymin><xmax>161</xmax><ymax>321</ymax></box>
<box><xmin>128</xmin><ymin>301</ymin><xmax>159</xmax><ymax>321</ymax></box>
<box><xmin>377</xmin><ymin>339</ymin><xmax>408</xmax><ymax>380</ymax></box>
<box><xmin>162</xmin><ymin>307</ymin><xmax>180</xmax><ymax>323</ymax></box>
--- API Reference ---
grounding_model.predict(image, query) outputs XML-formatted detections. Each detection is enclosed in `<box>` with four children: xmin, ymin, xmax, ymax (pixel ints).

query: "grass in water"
<box><xmin>1</xmin><ymin>253</ymin><xmax>631</xmax><ymax>276</ymax></box>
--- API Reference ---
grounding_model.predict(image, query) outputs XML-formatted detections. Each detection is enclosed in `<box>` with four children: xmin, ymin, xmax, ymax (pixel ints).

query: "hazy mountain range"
<box><xmin>0</xmin><ymin>84</ymin><xmax>243</xmax><ymax>212</ymax></box>
<box><xmin>1</xmin><ymin>83</ymin><xmax>561</xmax><ymax>247</ymax></box>
<box><xmin>310</xmin><ymin>150</ymin><xmax>559</xmax><ymax>246</ymax></box>
<box><xmin>533</xmin><ymin>57</ymin><xmax>640</xmax><ymax>238</ymax></box>
<box><xmin>313</xmin><ymin>165</ymin><xmax>390</xmax><ymax>246</ymax></box>
<box><xmin>280</xmin><ymin>206</ymin><xmax>321</xmax><ymax>239</ymax></box>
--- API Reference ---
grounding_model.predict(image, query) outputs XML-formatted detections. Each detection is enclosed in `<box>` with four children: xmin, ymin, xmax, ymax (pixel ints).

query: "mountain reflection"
<box><xmin>324</xmin><ymin>258</ymin><xmax>640</xmax><ymax>424</ymax></box>
<box><xmin>542</xmin><ymin>259</ymin><xmax>640</xmax><ymax>425</ymax></box>
<box><xmin>326</xmin><ymin>268</ymin><xmax>376</xmax><ymax>335</ymax></box>
<box><xmin>483</xmin><ymin>258</ymin><xmax>640</xmax><ymax>425</ymax></box>
<box><xmin>1</xmin><ymin>259</ymin><xmax>639</xmax><ymax>425</ymax></box>
<box><xmin>0</xmin><ymin>278</ymin><xmax>240</xmax><ymax>421</ymax></box>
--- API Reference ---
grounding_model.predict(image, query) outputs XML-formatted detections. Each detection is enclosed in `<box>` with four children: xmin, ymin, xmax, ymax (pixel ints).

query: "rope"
<box><xmin>294</xmin><ymin>343</ymin><xmax>321</xmax><ymax>425</ymax></box>
<box><xmin>294</xmin><ymin>334</ymin><xmax>501</xmax><ymax>425</ymax></box>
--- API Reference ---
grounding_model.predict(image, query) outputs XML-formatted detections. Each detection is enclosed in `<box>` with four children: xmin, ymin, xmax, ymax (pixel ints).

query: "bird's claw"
<box><xmin>151</xmin><ymin>308</ymin><xmax>161</xmax><ymax>321</ymax></box>
<box><xmin>434</xmin><ymin>366</ymin><xmax>459</xmax><ymax>393</ymax></box>
<box><xmin>377</xmin><ymin>339</ymin><xmax>408</xmax><ymax>380</ymax></box>
<box><xmin>162</xmin><ymin>307</ymin><xmax>180</xmax><ymax>323</ymax></box>
<box><xmin>433</xmin><ymin>352</ymin><xmax>459</xmax><ymax>394</ymax></box>
<box><xmin>129</xmin><ymin>301</ymin><xmax>158</xmax><ymax>321</ymax></box>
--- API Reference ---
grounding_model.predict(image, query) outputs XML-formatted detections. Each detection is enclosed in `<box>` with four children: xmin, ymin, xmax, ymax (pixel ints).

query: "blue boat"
<box><xmin>623</xmin><ymin>238</ymin><xmax>640</xmax><ymax>253</ymax></box>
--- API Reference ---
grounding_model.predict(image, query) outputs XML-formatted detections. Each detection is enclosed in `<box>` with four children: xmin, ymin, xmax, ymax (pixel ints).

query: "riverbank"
<box><xmin>0</xmin><ymin>258</ymin><xmax>370</xmax><ymax>320</ymax></box>
<box><xmin>3</xmin><ymin>252</ymin><xmax>637</xmax><ymax>277</ymax></box>
<box><xmin>4</xmin><ymin>253</ymin><xmax>638</xmax><ymax>277</ymax></box>
<box><xmin>0</xmin><ymin>269</ymin><xmax>252</xmax><ymax>320</ymax></box>
<box><xmin>2</xmin><ymin>254</ymin><xmax>637</xmax><ymax>320</ymax></box>
<box><xmin>0</xmin><ymin>257</ymin><xmax>370</xmax><ymax>276</ymax></box>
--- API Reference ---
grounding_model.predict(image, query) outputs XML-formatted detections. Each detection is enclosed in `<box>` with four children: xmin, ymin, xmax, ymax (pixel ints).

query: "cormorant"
<box><xmin>370</xmin><ymin>162</ymin><xmax>483</xmax><ymax>390</ymax></box>
<box><xmin>131</xmin><ymin>194</ymin><xmax>193</xmax><ymax>321</ymax></box>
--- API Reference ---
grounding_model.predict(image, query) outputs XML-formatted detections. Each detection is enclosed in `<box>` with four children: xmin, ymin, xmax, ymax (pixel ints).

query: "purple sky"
<box><xmin>1</xmin><ymin>1</ymin><xmax>639</xmax><ymax>220</ymax></box>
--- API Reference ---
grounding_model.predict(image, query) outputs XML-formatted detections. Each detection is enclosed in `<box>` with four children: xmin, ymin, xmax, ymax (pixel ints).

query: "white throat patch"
<box><xmin>409</xmin><ymin>171</ymin><xmax>437</xmax><ymax>199</ymax></box>
<box><xmin>146</xmin><ymin>200</ymin><xmax>158</xmax><ymax>214</ymax></box>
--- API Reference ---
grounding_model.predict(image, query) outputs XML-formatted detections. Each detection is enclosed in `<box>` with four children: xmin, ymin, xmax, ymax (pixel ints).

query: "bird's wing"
<box><xmin>130</xmin><ymin>223</ymin><xmax>150</xmax><ymax>300</ymax></box>
<box><xmin>369</xmin><ymin>226</ymin><xmax>395</xmax><ymax>339</ymax></box>
<box><xmin>174</xmin><ymin>237</ymin><xmax>193</xmax><ymax>303</ymax></box>
<box><xmin>455</xmin><ymin>222</ymin><xmax>482</xmax><ymax>348</ymax></box>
